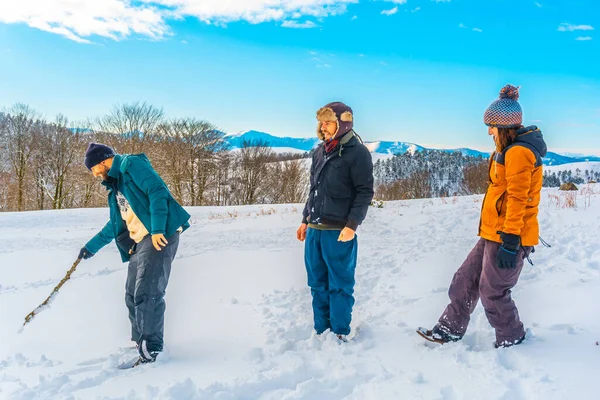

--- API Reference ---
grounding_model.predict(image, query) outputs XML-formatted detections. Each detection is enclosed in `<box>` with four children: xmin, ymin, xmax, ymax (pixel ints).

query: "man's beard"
<box><xmin>96</xmin><ymin>166</ymin><xmax>110</xmax><ymax>181</ymax></box>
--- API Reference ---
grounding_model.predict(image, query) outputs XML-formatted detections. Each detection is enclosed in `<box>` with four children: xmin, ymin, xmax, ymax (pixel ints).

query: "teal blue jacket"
<box><xmin>85</xmin><ymin>154</ymin><xmax>191</xmax><ymax>262</ymax></box>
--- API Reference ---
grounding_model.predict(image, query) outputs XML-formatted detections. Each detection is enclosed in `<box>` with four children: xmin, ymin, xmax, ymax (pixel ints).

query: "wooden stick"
<box><xmin>22</xmin><ymin>257</ymin><xmax>82</xmax><ymax>329</ymax></box>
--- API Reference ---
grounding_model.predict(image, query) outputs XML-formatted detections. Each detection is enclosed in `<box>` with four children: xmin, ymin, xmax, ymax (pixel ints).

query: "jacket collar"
<box><xmin>100</xmin><ymin>154</ymin><xmax>123</xmax><ymax>190</ymax></box>
<box><xmin>108</xmin><ymin>154</ymin><xmax>123</xmax><ymax>179</ymax></box>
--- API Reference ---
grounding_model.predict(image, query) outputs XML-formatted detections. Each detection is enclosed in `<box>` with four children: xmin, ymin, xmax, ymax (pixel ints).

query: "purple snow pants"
<box><xmin>437</xmin><ymin>238</ymin><xmax>531</xmax><ymax>345</ymax></box>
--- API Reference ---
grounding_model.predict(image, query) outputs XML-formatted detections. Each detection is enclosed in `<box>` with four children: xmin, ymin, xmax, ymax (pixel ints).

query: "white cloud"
<box><xmin>535</xmin><ymin>2</ymin><xmax>542</xmax><ymax>7</ymax></box>
<box><xmin>411</xmin><ymin>7</ymin><xmax>421</xmax><ymax>13</ymax></box>
<box><xmin>432</xmin><ymin>0</ymin><xmax>451</xmax><ymax>2</ymax></box>
<box><xmin>576</xmin><ymin>36</ymin><xmax>593</xmax><ymax>41</ymax></box>
<box><xmin>0</xmin><ymin>0</ymin><xmax>358</xmax><ymax>42</ymax></box>
<box><xmin>381</xmin><ymin>7</ymin><xmax>398</xmax><ymax>16</ymax></box>
<box><xmin>558</xmin><ymin>23</ymin><xmax>594</xmax><ymax>32</ymax></box>
<box><xmin>382</xmin><ymin>0</ymin><xmax>407</xmax><ymax>3</ymax></box>
<box><xmin>281</xmin><ymin>20</ymin><xmax>317</xmax><ymax>28</ymax></box>
<box><xmin>459</xmin><ymin>23</ymin><xmax>481</xmax><ymax>33</ymax></box>
<box><xmin>351</xmin><ymin>15</ymin><xmax>358</xmax><ymax>20</ymax></box>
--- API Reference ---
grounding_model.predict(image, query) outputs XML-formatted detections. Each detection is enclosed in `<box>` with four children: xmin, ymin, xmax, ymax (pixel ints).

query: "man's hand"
<box><xmin>78</xmin><ymin>247</ymin><xmax>94</xmax><ymax>260</ymax></box>
<box><xmin>152</xmin><ymin>234</ymin><xmax>168</xmax><ymax>251</ymax></box>
<box><xmin>338</xmin><ymin>227</ymin><xmax>355</xmax><ymax>242</ymax></box>
<box><xmin>296</xmin><ymin>223</ymin><xmax>308</xmax><ymax>242</ymax></box>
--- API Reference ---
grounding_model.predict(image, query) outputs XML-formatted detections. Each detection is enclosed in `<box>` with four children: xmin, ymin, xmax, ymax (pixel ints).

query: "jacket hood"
<box><xmin>515</xmin><ymin>125</ymin><xmax>547</xmax><ymax>158</ymax></box>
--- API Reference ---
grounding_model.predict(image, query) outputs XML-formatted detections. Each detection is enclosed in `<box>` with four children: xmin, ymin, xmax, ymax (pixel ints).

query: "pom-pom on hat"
<box><xmin>484</xmin><ymin>84</ymin><xmax>523</xmax><ymax>128</ymax></box>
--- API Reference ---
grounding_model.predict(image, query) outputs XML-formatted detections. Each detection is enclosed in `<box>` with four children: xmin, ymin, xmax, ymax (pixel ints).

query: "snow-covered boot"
<box><xmin>494</xmin><ymin>334</ymin><xmax>526</xmax><ymax>349</ymax></box>
<box><xmin>138</xmin><ymin>339</ymin><xmax>160</xmax><ymax>363</ymax></box>
<box><xmin>336</xmin><ymin>334</ymin><xmax>348</xmax><ymax>343</ymax></box>
<box><xmin>417</xmin><ymin>326</ymin><xmax>462</xmax><ymax>344</ymax></box>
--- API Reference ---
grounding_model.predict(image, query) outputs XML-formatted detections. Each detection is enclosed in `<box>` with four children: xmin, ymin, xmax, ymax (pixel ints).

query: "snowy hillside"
<box><xmin>1</xmin><ymin>187</ymin><xmax>600</xmax><ymax>399</ymax></box>
<box><xmin>545</xmin><ymin>161</ymin><xmax>600</xmax><ymax>175</ymax></box>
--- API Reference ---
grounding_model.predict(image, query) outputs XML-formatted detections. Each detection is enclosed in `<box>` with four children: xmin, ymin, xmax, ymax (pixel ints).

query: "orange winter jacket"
<box><xmin>478</xmin><ymin>126</ymin><xmax>547</xmax><ymax>247</ymax></box>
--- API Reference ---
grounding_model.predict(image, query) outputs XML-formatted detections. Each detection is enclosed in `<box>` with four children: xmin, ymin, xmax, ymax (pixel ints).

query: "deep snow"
<box><xmin>1</xmin><ymin>186</ymin><xmax>599</xmax><ymax>400</ymax></box>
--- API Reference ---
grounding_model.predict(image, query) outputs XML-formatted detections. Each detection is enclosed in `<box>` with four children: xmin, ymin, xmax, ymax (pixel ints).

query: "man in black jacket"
<box><xmin>296</xmin><ymin>101</ymin><xmax>374</xmax><ymax>341</ymax></box>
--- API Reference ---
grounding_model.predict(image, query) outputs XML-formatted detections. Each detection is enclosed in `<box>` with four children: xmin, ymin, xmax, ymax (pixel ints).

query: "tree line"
<box><xmin>373</xmin><ymin>150</ymin><xmax>490</xmax><ymax>200</ymax></box>
<box><xmin>0</xmin><ymin>102</ymin><xmax>308</xmax><ymax>212</ymax></box>
<box><xmin>542</xmin><ymin>169</ymin><xmax>599</xmax><ymax>187</ymax></box>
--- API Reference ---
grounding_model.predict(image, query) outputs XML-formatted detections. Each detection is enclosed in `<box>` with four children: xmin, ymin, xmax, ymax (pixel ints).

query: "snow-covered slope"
<box><xmin>545</xmin><ymin>161</ymin><xmax>600</xmax><ymax>175</ymax></box>
<box><xmin>1</xmin><ymin>187</ymin><xmax>599</xmax><ymax>399</ymax></box>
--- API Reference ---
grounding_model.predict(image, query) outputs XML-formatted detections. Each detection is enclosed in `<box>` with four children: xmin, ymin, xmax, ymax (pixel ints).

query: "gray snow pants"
<box><xmin>437</xmin><ymin>238</ymin><xmax>531</xmax><ymax>345</ymax></box>
<box><xmin>125</xmin><ymin>232</ymin><xmax>179</xmax><ymax>352</ymax></box>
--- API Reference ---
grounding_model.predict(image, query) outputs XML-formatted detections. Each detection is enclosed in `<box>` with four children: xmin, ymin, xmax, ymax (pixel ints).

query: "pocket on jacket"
<box><xmin>324</xmin><ymin>163</ymin><xmax>352</xmax><ymax>199</ymax></box>
<box><xmin>482</xmin><ymin>188</ymin><xmax>505</xmax><ymax>230</ymax></box>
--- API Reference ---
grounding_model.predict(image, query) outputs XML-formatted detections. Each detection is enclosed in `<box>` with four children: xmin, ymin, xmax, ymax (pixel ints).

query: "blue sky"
<box><xmin>0</xmin><ymin>0</ymin><xmax>598</xmax><ymax>153</ymax></box>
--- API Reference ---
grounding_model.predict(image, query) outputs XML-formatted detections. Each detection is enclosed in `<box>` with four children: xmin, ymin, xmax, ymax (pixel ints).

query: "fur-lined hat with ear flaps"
<box><xmin>316</xmin><ymin>101</ymin><xmax>353</xmax><ymax>140</ymax></box>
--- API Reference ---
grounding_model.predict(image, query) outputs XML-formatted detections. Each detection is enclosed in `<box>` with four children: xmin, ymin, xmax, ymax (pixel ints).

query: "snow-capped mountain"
<box><xmin>225</xmin><ymin>130</ymin><xmax>317</xmax><ymax>152</ymax></box>
<box><xmin>223</xmin><ymin>130</ymin><xmax>600</xmax><ymax>166</ymax></box>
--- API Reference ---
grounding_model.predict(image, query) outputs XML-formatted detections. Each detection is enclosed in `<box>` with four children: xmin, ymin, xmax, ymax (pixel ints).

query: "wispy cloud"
<box><xmin>558</xmin><ymin>23</ymin><xmax>594</xmax><ymax>32</ymax></box>
<box><xmin>351</xmin><ymin>15</ymin><xmax>358</xmax><ymax>20</ymax></box>
<box><xmin>282</xmin><ymin>20</ymin><xmax>317</xmax><ymax>29</ymax></box>
<box><xmin>310</xmin><ymin>52</ymin><xmax>332</xmax><ymax>68</ymax></box>
<box><xmin>381</xmin><ymin>7</ymin><xmax>399</xmax><ymax>16</ymax></box>
<box><xmin>535</xmin><ymin>2</ymin><xmax>542</xmax><ymax>7</ymax></box>
<box><xmin>460</xmin><ymin>23</ymin><xmax>482</xmax><ymax>32</ymax></box>
<box><xmin>0</xmin><ymin>0</ymin><xmax>357</xmax><ymax>43</ymax></box>
<box><xmin>411</xmin><ymin>7</ymin><xmax>421</xmax><ymax>13</ymax></box>
<box><xmin>576</xmin><ymin>36</ymin><xmax>593</xmax><ymax>41</ymax></box>
<box><xmin>432</xmin><ymin>0</ymin><xmax>451</xmax><ymax>3</ymax></box>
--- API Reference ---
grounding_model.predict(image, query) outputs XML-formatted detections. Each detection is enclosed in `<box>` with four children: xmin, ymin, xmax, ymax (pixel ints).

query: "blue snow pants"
<box><xmin>304</xmin><ymin>228</ymin><xmax>358</xmax><ymax>335</ymax></box>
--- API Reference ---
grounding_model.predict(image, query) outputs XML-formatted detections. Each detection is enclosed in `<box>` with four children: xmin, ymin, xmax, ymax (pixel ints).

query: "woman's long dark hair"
<box><xmin>495</xmin><ymin>126</ymin><xmax>523</xmax><ymax>153</ymax></box>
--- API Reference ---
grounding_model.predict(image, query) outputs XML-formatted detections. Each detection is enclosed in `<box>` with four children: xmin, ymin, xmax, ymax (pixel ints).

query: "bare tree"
<box><xmin>234</xmin><ymin>139</ymin><xmax>274</xmax><ymax>205</ymax></box>
<box><xmin>462</xmin><ymin>161</ymin><xmax>489</xmax><ymax>195</ymax></box>
<box><xmin>0</xmin><ymin>104</ymin><xmax>42</xmax><ymax>211</ymax></box>
<box><xmin>97</xmin><ymin>101</ymin><xmax>164</xmax><ymax>154</ymax></box>
<box><xmin>156</xmin><ymin>118</ymin><xmax>227</xmax><ymax>205</ymax></box>
<box><xmin>269</xmin><ymin>159</ymin><xmax>309</xmax><ymax>204</ymax></box>
<box><xmin>212</xmin><ymin>152</ymin><xmax>232</xmax><ymax>206</ymax></box>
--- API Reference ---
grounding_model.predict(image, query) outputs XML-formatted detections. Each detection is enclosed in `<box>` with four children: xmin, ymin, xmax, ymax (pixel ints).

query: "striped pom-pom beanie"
<box><xmin>483</xmin><ymin>85</ymin><xmax>523</xmax><ymax>128</ymax></box>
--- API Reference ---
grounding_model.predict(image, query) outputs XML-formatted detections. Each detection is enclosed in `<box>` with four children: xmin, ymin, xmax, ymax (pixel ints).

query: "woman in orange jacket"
<box><xmin>418</xmin><ymin>84</ymin><xmax>547</xmax><ymax>348</ymax></box>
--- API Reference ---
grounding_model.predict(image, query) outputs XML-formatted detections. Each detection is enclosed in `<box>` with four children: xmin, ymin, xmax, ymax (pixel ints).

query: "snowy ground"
<box><xmin>1</xmin><ymin>186</ymin><xmax>599</xmax><ymax>400</ymax></box>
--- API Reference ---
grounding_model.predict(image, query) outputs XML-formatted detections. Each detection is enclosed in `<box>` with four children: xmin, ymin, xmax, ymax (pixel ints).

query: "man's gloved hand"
<box><xmin>78</xmin><ymin>247</ymin><xmax>94</xmax><ymax>260</ymax></box>
<box><xmin>497</xmin><ymin>232</ymin><xmax>520</xmax><ymax>269</ymax></box>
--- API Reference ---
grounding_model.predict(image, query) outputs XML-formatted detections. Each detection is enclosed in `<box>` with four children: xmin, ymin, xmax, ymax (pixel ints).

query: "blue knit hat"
<box><xmin>84</xmin><ymin>143</ymin><xmax>115</xmax><ymax>170</ymax></box>
<box><xmin>484</xmin><ymin>85</ymin><xmax>523</xmax><ymax>128</ymax></box>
